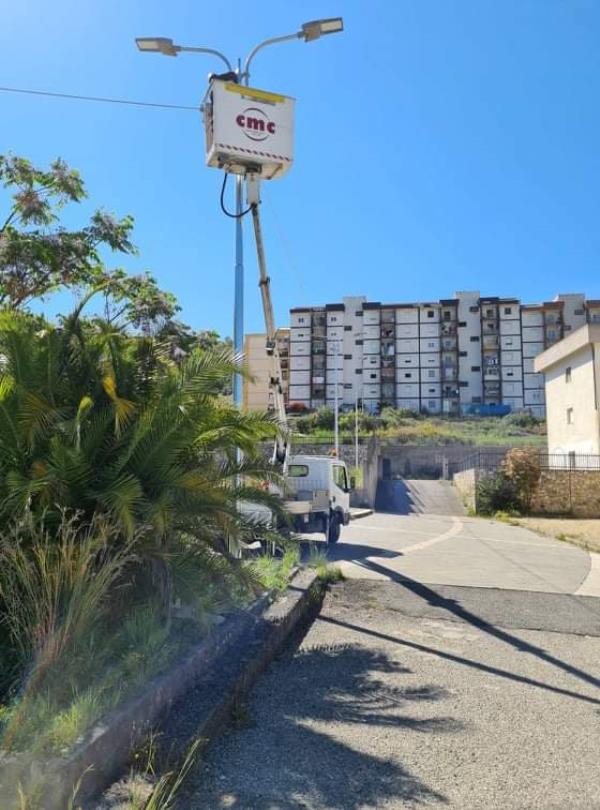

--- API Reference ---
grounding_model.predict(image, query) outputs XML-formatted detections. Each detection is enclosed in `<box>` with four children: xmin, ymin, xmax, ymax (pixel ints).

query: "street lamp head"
<box><xmin>135</xmin><ymin>37</ymin><xmax>180</xmax><ymax>56</ymax></box>
<box><xmin>300</xmin><ymin>17</ymin><xmax>344</xmax><ymax>42</ymax></box>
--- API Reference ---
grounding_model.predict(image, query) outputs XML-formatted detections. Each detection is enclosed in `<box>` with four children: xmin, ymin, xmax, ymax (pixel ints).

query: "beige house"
<box><xmin>243</xmin><ymin>329</ymin><xmax>290</xmax><ymax>411</ymax></box>
<box><xmin>534</xmin><ymin>324</ymin><xmax>600</xmax><ymax>459</ymax></box>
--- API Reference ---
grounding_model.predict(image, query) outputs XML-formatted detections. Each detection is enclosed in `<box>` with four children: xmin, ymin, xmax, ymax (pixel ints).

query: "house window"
<box><xmin>356</xmin><ymin>310</ymin><xmax>363</xmax><ymax>316</ymax></box>
<box><xmin>344</xmin><ymin>325</ymin><xmax>352</xmax><ymax>331</ymax></box>
<box><xmin>471</xmin><ymin>366</ymin><xmax>480</xmax><ymax>372</ymax></box>
<box><xmin>355</xmin><ymin>339</ymin><xmax>363</xmax><ymax>346</ymax></box>
<box><xmin>427</xmin><ymin>311</ymin><xmax>434</xmax><ymax>318</ymax></box>
<box><xmin>567</xmin><ymin>407</ymin><xmax>574</xmax><ymax>425</ymax></box>
<box><xmin>574</xmin><ymin>308</ymin><xmax>584</xmax><ymax>316</ymax></box>
<box><xmin>458</xmin><ymin>321</ymin><xmax>467</xmax><ymax>327</ymax></box>
<box><xmin>504</xmin><ymin>307</ymin><xmax>512</xmax><ymax>316</ymax></box>
<box><xmin>443</xmin><ymin>311</ymin><xmax>452</xmax><ymax>321</ymax></box>
<box><xmin>470</xmin><ymin>336</ymin><xmax>480</xmax><ymax>342</ymax></box>
<box><xmin>565</xmin><ymin>367</ymin><xmax>572</xmax><ymax>383</ymax></box>
<box><xmin>344</xmin><ymin>354</ymin><xmax>352</xmax><ymax>360</ymax></box>
<box><xmin>459</xmin><ymin>351</ymin><xmax>467</xmax><ymax>357</ymax></box>
<box><xmin>428</xmin><ymin>387</ymin><xmax>436</xmax><ymax>393</ymax></box>
<box><xmin>355</xmin><ymin>369</ymin><xmax>362</xmax><ymax>374</ymax></box>
<box><xmin>370</xmin><ymin>373</ymin><xmax>377</xmax><ymax>379</ymax></box>
<box><xmin>404</xmin><ymin>372</ymin><xmax>412</xmax><ymax>379</ymax></box>
<box><xmin>469</xmin><ymin>306</ymin><xmax>479</xmax><ymax>313</ymax></box>
<box><xmin>331</xmin><ymin>317</ymin><xmax>337</xmax><ymax>323</ymax></box>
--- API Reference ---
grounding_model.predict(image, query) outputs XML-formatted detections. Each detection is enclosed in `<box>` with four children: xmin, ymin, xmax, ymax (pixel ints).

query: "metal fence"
<box><xmin>453</xmin><ymin>449</ymin><xmax>600</xmax><ymax>475</ymax></box>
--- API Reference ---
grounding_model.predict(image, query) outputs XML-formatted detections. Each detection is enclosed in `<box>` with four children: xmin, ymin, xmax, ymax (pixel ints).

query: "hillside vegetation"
<box><xmin>289</xmin><ymin>407</ymin><xmax>547</xmax><ymax>447</ymax></box>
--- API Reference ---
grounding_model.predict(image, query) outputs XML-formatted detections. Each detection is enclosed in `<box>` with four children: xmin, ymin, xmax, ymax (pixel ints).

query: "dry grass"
<box><xmin>517</xmin><ymin>517</ymin><xmax>600</xmax><ymax>553</ymax></box>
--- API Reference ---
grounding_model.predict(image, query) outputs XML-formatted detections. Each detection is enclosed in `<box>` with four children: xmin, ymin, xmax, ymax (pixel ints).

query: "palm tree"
<box><xmin>0</xmin><ymin>308</ymin><xmax>284</xmax><ymax>558</ymax></box>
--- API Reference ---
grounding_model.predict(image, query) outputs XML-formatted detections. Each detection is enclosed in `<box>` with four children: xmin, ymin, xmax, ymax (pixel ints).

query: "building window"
<box><xmin>443</xmin><ymin>310</ymin><xmax>452</xmax><ymax>321</ymax></box>
<box><xmin>469</xmin><ymin>306</ymin><xmax>479</xmax><ymax>313</ymax></box>
<box><xmin>427</xmin><ymin>311</ymin><xmax>434</xmax><ymax>318</ymax></box>
<box><xmin>356</xmin><ymin>310</ymin><xmax>363</xmax><ymax>317</ymax></box>
<box><xmin>504</xmin><ymin>307</ymin><xmax>512</xmax><ymax>315</ymax></box>
<box><xmin>472</xmin><ymin>396</ymin><xmax>482</xmax><ymax>404</ymax></box>
<box><xmin>567</xmin><ymin>407</ymin><xmax>574</xmax><ymax>424</ymax></box>
<box><xmin>428</xmin><ymin>400</ymin><xmax>436</xmax><ymax>408</ymax></box>
<box><xmin>574</xmin><ymin>308</ymin><xmax>584</xmax><ymax>316</ymax></box>
<box><xmin>470</xmin><ymin>336</ymin><xmax>480</xmax><ymax>342</ymax></box>
<box><xmin>331</xmin><ymin>317</ymin><xmax>337</xmax><ymax>323</ymax></box>
<box><xmin>404</xmin><ymin>373</ymin><xmax>412</xmax><ymax>379</ymax></box>
<box><xmin>459</xmin><ymin>351</ymin><xmax>467</xmax><ymax>357</ymax></box>
<box><xmin>565</xmin><ymin>367</ymin><xmax>572</xmax><ymax>383</ymax></box>
<box><xmin>355</xmin><ymin>368</ymin><xmax>362</xmax><ymax>374</ymax></box>
<box><xmin>298</xmin><ymin>317</ymin><xmax>305</xmax><ymax>324</ymax></box>
<box><xmin>344</xmin><ymin>354</ymin><xmax>352</xmax><ymax>360</ymax></box>
<box><xmin>355</xmin><ymin>339</ymin><xmax>363</xmax><ymax>346</ymax></box>
<box><xmin>370</xmin><ymin>373</ymin><xmax>377</xmax><ymax>380</ymax></box>
<box><xmin>458</xmin><ymin>321</ymin><xmax>467</xmax><ymax>327</ymax></box>
<box><xmin>427</xmin><ymin>370</ymin><xmax>435</xmax><ymax>378</ymax></box>
<box><xmin>344</xmin><ymin>325</ymin><xmax>352</xmax><ymax>331</ymax></box>
<box><xmin>428</xmin><ymin>387</ymin><xmax>436</xmax><ymax>394</ymax></box>
<box><xmin>459</xmin><ymin>381</ymin><xmax>469</xmax><ymax>388</ymax></box>
<box><xmin>471</xmin><ymin>366</ymin><xmax>480</xmax><ymax>372</ymax></box>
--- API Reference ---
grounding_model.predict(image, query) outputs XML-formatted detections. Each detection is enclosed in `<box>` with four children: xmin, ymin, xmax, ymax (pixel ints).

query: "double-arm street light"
<box><xmin>135</xmin><ymin>18</ymin><xmax>343</xmax><ymax>408</ymax></box>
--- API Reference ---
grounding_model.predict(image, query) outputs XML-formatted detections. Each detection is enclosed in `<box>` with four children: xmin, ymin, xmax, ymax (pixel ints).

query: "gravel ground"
<box><xmin>183</xmin><ymin>579</ymin><xmax>600</xmax><ymax>810</ymax></box>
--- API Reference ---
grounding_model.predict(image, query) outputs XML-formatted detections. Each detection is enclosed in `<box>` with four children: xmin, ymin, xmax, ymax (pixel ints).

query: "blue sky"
<box><xmin>2</xmin><ymin>0</ymin><xmax>599</xmax><ymax>337</ymax></box>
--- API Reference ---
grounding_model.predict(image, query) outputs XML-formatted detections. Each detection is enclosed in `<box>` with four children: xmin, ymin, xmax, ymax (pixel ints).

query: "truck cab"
<box><xmin>284</xmin><ymin>454</ymin><xmax>351</xmax><ymax>543</ymax></box>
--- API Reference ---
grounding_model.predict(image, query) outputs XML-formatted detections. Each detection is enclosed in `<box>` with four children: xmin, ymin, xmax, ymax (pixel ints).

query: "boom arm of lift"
<box><xmin>246</xmin><ymin>176</ymin><xmax>289</xmax><ymax>468</ymax></box>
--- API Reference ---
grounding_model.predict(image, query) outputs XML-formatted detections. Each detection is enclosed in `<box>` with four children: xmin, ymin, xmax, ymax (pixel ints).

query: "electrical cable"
<box><xmin>0</xmin><ymin>85</ymin><xmax>199</xmax><ymax>111</ymax></box>
<box><xmin>219</xmin><ymin>172</ymin><xmax>253</xmax><ymax>219</ymax></box>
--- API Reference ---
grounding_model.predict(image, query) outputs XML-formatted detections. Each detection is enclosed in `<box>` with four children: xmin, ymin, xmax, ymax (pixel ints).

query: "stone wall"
<box><xmin>452</xmin><ymin>465</ymin><xmax>600</xmax><ymax>518</ymax></box>
<box><xmin>531</xmin><ymin>470</ymin><xmax>600</xmax><ymax>517</ymax></box>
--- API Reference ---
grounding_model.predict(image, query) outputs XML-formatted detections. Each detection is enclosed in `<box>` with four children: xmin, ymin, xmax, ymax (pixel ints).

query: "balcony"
<box><xmin>484</xmin><ymin>367</ymin><xmax>500</xmax><ymax>380</ymax></box>
<box><xmin>441</xmin><ymin>323</ymin><xmax>457</xmax><ymax>336</ymax></box>
<box><xmin>380</xmin><ymin>326</ymin><xmax>395</xmax><ymax>339</ymax></box>
<box><xmin>381</xmin><ymin>310</ymin><xmax>395</xmax><ymax>324</ymax></box>
<box><xmin>381</xmin><ymin>367</ymin><xmax>395</xmax><ymax>381</ymax></box>
<box><xmin>443</xmin><ymin>389</ymin><xmax>459</xmax><ymax>399</ymax></box>
<box><xmin>442</xmin><ymin>337</ymin><xmax>457</xmax><ymax>350</ymax></box>
<box><xmin>311</xmin><ymin>342</ymin><xmax>326</xmax><ymax>355</ymax></box>
<box><xmin>381</xmin><ymin>341</ymin><xmax>395</xmax><ymax>357</ymax></box>
<box><xmin>442</xmin><ymin>367</ymin><xmax>458</xmax><ymax>382</ymax></box>
<box><xmin>482</xmin><ymin>335</ymin><xmax>499</xmax><ymax>350</ymax></box>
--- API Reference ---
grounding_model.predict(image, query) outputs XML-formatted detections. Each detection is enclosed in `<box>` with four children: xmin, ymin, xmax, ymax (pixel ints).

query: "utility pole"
<box><xmin>334</xmin><ymin>339</ymin><xmax>340</xmax><ymax>457</ymax></box>
<box><xmin>135</xmin><ymin>19</ymin><xmax>343</xmax><ymax>410</ymax></box>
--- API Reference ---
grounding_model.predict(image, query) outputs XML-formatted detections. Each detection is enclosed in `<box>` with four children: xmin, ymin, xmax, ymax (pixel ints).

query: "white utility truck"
<box><xmin>203</xmin><ymin>76</ymin><xmax>352</xmax><ymax>544</ymax></box>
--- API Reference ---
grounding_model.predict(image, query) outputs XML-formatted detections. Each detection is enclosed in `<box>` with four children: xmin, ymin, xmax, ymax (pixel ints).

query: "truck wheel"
<box><xmin>327</xmin><ymin>512</ymin><xmax>341</xmax><ymax>544</ymax></box>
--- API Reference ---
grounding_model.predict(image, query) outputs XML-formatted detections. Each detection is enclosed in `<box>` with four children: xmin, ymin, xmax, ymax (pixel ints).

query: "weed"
<box><xmin>307</xmin><ymin>548</ymin><xmax>345</xmax><ymax>584</ymax></box>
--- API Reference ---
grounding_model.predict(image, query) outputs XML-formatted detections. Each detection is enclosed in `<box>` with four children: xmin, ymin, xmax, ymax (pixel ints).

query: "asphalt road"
<box><xmin>184</xmin><ymin>483</ymin><xmax>600</xmax><ymax>809</ymax></box>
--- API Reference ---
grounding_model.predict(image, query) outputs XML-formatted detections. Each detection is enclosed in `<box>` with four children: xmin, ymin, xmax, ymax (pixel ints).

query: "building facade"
<box><xmin>243</xmin><ymin>329</ymin><xmax>290</xmax><ymax>411</ymax></box>
<box><xmin>287</xmin><ymin>292</ymin><xmax>600</xmax><ymax>418</ymax></box>
<box><xmin>534</xmin><ymin>323</ymin><xmax>600</xmax><ymax>458</ymax></box>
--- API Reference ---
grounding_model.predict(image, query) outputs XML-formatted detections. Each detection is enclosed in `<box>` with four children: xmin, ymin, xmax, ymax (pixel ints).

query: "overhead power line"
<box><xmin>0</xmin><ymin>85</ymin><xmax>199</xmax><ymax>111</ymax></box>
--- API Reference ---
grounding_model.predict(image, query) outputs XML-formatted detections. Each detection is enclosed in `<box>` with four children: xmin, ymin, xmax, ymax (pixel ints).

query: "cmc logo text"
<box><xmin>235</xmin><ymin>107</ymin><xmax>275</xmax><ymax>141</ymax></box>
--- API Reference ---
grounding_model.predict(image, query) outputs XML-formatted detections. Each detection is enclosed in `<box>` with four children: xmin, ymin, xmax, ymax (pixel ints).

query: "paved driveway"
<box><xmin>323</xmin><ymin>505</ymin><xmax>599</xmax><ymax>596</ymax></box>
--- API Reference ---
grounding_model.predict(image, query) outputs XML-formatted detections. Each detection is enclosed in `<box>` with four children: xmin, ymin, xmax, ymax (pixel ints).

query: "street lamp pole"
<box><xmin>135</xmin><ymin>19</ymin><xmax>344</xmax><ymax>410</ymax></box>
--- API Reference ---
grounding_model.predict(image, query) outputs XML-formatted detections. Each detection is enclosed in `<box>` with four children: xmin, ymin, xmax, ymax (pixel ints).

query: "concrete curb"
<box><xmin>350</xmin><ymin>508</ymin><xmax>374</xmax><ymax>520</ymax></box>
<box><xmin>11</xmin><ymin>568</ymin><xmax>325</xmax><ymax>808</ymax></box>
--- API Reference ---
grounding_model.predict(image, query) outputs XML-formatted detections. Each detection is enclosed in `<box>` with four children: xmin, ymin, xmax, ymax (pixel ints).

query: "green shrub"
<box><xmin>476</xmin><ymin>473</ymin><xmax>520</xmax><ymax>516</ymax></box>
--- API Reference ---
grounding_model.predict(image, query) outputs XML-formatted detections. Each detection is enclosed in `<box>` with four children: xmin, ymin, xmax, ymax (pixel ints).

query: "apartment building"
<box><xmin>242</xmin><ymin>329</ymin><xmax>290</xmax><ymax>411</ymax></box>
<box><xmin>288</xmin><ymin>292</ymin><xmax>600</xmax><ymax>418</ymax></box>
<box><xmin>534</xmin><ymin>323</ymin><xmax>600</xmax><ymax>457</ymax></box>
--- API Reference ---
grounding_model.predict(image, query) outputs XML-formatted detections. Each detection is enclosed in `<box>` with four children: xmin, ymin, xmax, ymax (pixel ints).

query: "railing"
<box><xmin>452</xmin><ymin>450</ymin><xmax>600</xmax><ymax>475</ymax></box>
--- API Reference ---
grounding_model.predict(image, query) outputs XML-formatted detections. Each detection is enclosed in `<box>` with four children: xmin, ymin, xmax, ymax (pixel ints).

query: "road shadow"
<box><xmin>184</xmin><ymin>643</ymin><xmax>459</xmax><ymax>808</ymax></box>
<box><xmin>300</xmin><ymin>539</ymin><xmax>403</xmax><ymax>564</ymax></box>
<box><xmin>376</xmin><ymin>479</ymin><xmax>417</xmax><ymax>514</ymax></box>
<box><xmin>350</xmin><ymin>557</ymin><xmax>600</xmax><ymax>702</ymax></box>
